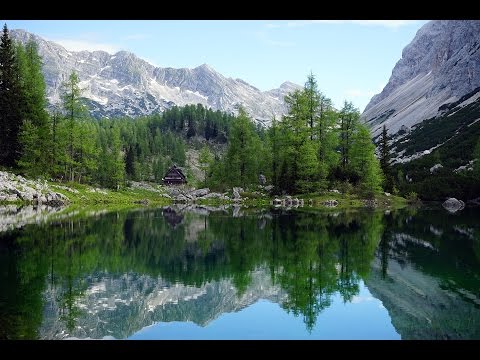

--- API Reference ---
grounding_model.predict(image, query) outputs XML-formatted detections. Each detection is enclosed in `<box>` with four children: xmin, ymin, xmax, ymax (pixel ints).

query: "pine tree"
<box><xmin>110</xmin><ymin>125</ymin><xmax>125</xmax><ymax>189</ymax></box>
<box><xmin>379</xmin><ymin>124</ymin><xmax>393</xmax><ymax>192</ymax></box>
<box><xmin>0</xmin><ymin>24</ymin><xmax>22</xmax><ymax>167</ymax></box>
<box><xmin>339</xmin><ymin>101</ymin><xmax>360</xmax><ymax>171</ymax></box>
<box><xmin>351</xmin><ymin>125</ymin><xmax>384</xmax><ymax>196</ymax></box>
<box><xmin>17</xmin><ymin>40</ymin><xmax>52</xmax><ymax>176</ymax></box>
<box><xmin>223</xmin><ymin>108</ymin><xmax>261</xmax><ymax>188</ymax></box>
<box><xmin>304</xmin><ymin>72</ymin><xmax>320</xmax><ymax>141</ymax></box>
<box><xmin>125</xmin><ymin>145</ymin><xmax>136</xmax><ymax>179</ymax></box>
<box><xmin>268</xmin><ymin>116</ymin><xmax>282</xmax><ymax>192</ymax></box>
<box><xmin>61</xmin><ymin>71</ymin><xmax>85</xmax><ymax>181</ymax></box>
<box><xmin>281</xmin><ymin>89</ymin><xmax>310</xmax><ymax>193</ymax></box>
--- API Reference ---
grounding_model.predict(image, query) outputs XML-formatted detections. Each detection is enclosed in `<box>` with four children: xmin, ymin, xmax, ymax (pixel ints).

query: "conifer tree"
<box><xmin>0</xmin><ymin>24</ymin><xmax>22</xmax><ymax>167</ymax></box>
<box><xmin>379</xmin><ymin>124</ymin><xmax>393</xmax><ymax>192</ymax></box>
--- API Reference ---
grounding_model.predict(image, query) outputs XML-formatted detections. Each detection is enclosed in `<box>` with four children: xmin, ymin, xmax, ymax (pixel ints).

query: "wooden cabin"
<box><xmin>162</xmin><ymin>165</ymin><xmax>187</xmax><ymax>185</ymax></box>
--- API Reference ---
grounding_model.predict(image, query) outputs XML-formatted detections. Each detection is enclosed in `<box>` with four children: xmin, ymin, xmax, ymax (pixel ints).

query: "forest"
<box><xmin>0</xmin><ymin>24</ymin><xmax>432</xmax><ymax>199</ymax></box>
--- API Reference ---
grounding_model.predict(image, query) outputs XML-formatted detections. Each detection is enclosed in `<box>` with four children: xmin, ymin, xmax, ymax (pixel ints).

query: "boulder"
<box><xmin>190</xmin><ymin>188</ymin><xmax>210</xmax><ymax>198</ymax></box>
<box><xmin>232</xmin><ymin>187</ymin><xmax>244</xmax><ymax>200</ymax></box>
<box><xmin>259</xmin><ymin>174</ymin><xmax>266</xmax><ymax>185</ymax></box>
<box><xmin>442</xmin><ymin>198</ymin><xmax>465</xmax><ymax>213</ymax></box>
<box><xmin>429</xmin><ymin>164</ymin><xmax>443</xmax><ymax>174</ymax></box>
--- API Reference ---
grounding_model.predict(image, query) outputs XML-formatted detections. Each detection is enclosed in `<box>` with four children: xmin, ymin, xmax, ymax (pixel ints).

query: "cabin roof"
<box><xmin>162</xmin><ymin>165</ymin><xmax>187</xmax><ymax>182</ymax></box>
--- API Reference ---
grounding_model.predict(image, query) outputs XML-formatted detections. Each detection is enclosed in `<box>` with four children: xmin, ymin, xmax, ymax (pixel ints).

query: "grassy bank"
<box><xmin>48</xmin><ymin>181</ymin><xmax>171</xmax><ymax>206</ymax></box>
<box><xmin>1</xmin><ymin>169</ymin><xmax>407</xmax><ymax>210</ymax></box>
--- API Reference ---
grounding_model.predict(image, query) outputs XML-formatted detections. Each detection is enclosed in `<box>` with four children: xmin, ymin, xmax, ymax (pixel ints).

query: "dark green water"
<box><xmin>0</xmin><ymin>205</ymin><xmax>479</xmax><ymax>339</ymax></box>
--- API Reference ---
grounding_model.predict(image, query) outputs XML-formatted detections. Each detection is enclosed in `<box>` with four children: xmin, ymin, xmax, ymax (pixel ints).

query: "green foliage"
<box><xmin>205</xmin><ymin>73</ymin><xmax>385</xmax><ymax>197</ymax></box>
<box><xmin>199</xmin><ymin>145</ymin><xmax>213</xmax><ymax>186</ymax></box>
<box><xmin>351</xmin><ymin>124</ymin><xmax>384</xmax><ymax>197</ymax></box>
<box><xmin>220</xmin><ymin>108</ymin><xmax>262</xmax><ymax>188</ymax></box>
<box><xmin>379</xmin><ymin>124</ymin><xmax>394</xmax><ymax>192</ymax></box>
<box><xmin>406</xmin><ymin>191</ymin><xmax>420</xmax><ymax>203</ymax></box>
<box><xmin>391</xmin><ymin>98</ymin><xmax>480</xmax><ymax>200</ymax></box>
<box><xmin>0</xmin><ymin>24</ymin><xmax>22</xmax><ymax>167</ymax></box>
<box><xmin>339</xmin><ymin>100</ymin><xmax>360</xmax><ymax>170</ymax></box>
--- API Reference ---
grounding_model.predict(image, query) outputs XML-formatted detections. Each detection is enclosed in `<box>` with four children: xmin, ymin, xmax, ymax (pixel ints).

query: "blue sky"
<box><xmin>2</xmin><ymin>20</ymin><xmax>429</xmax><ymax>112</ymax></box>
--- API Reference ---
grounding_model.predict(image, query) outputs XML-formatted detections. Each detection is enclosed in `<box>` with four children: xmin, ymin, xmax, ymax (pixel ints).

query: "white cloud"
<box><xmin>287</xmin><ymin>20</ymin><xmax>419</xmax><ymax>29</ymax></box>
<box><xmin>53</xmin><ymin>39</ymin><xmax>121</xmax><ymax>54</ymax></box>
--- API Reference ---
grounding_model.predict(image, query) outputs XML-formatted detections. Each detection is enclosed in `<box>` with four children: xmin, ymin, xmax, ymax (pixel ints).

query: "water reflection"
<box><xmin>0</xmin><ymin>205</ymin><xmax>479</xmax><ymax>339</ymax></box>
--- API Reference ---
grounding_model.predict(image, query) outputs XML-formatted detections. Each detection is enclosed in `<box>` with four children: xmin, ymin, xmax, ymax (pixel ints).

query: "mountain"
<box><xmin>362</xmin><ymin>20</ymin><xmax>480</xmax><ymax>138</ymax></box>
<box><xmin>10</xmin><ymin>29</ymin><xmax>301</xmax><ymax>125</ymax></box>
<box><xmin>39</xmin><ymin>268</ymin><xmax>286</xmax><ymax>339</ymax></box>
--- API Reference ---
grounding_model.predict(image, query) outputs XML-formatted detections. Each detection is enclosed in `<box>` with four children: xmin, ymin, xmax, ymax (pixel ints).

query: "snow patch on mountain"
<box><xmin>11</xmin><ymin>29</ymin><xmax>301</xmax><ymax>124</ymax></box>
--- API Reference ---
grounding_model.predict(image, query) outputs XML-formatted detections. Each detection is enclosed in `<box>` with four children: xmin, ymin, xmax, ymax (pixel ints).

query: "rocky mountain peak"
<box><xmin>10</xmin><ymin>29</ymin><xmax>301</xmax><ymax>124</ymax></box>
<box><xmin>362</xmin><ymin>20</ymin><xmax>480</xmax><ymax>136</ymax></box>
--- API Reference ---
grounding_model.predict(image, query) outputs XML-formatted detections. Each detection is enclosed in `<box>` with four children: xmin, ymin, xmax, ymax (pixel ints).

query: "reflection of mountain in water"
<box><xmin>40</xmin><ymin>268</ymin><xmax>286</xmax><ymax>340</ymax></box>
<box><xmin>1</xmin><ymin>205</ymin><xmax>479</xmax><ymax>340</ymax></box>
<box><xmin>365</xmin><ymin>209</ymin><xmax>480</xmax><ymax>339</ymax></box>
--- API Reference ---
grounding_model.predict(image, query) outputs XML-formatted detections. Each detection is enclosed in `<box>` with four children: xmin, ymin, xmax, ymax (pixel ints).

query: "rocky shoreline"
<box><xmin>0</xmin><ymin>171</ymin><xmax>69</xmax><ymax>206</ymax></box>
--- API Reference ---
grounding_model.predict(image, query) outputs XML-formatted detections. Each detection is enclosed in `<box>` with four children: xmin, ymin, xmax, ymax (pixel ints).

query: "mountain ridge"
<box><xmin>11</xmin><ymin>29</ymin><xmax>301</xmax><ymax>125</ymax></box>
<box><xmin>362</xmin><ymin>20</ymin><xmax>480</xmax><ymax>137</ymax></box>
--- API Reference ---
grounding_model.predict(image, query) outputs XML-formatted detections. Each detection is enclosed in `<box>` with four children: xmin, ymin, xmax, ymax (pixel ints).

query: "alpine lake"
<box><xmin>1</xmin><ymin>204</ymin><xmax>479</xmax><ymax>340</ymax></box>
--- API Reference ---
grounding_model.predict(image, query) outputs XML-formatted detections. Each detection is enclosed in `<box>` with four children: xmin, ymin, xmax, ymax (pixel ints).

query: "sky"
<box><xmin>2</xmin><ymin>20</ymin><xmax>429</xmax><ymax>112</ymax></box>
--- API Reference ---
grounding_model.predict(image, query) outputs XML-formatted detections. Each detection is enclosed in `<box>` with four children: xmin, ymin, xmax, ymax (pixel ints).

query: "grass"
<box><xmin>1</xmin><ymin>170</ymin><xmax>407</xmax><ymax>211</ymax></box>
<box><xmin>47</xmin><ymin>181</ymin><xmax>171</xmax><ymax>206</ymax></box>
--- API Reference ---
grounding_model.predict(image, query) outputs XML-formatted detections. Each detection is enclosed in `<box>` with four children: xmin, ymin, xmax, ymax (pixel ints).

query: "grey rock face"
<box><xmin>232</xmin><ymin>187</ymin><xmax>244</xmax><ymax>200</ymax></box>
<box><xmin>442</xmin><ymin>197</ymin><xmax>465</xmax><ymax>213</ymax></box>
<box><xmin>362</xmin><ymin>20</ymin><xmax>480</xmax><ymax>136</ymax></box>
<box><xmin>0</xmin><ymin>171</ymin><xmax>69</xmax><ymax>207</ymax></box>
<box><xmin>11</xmin><ymin>30</ymin><xmax>301</xmax><ymax>126</ymax></box>
<box><xmin>429</xmin><ymin>163</ymin><xmax>443</xmax><ymax>174</ymax></box>
<box><xmin>39</xmin><ymin>268</ymin><xmax>287</xmax><ymax>339</ymax></box>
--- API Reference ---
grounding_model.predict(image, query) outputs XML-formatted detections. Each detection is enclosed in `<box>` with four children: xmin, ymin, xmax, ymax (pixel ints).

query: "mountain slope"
<box><xmin>11</xmin><ymin>29</ymin><xmax>300</xmax><ymax>125</ymax></box>
<box><xmin>362</xmin><ymin>20</ymin><xmax>480</xmax><ymax>137</ymax></box>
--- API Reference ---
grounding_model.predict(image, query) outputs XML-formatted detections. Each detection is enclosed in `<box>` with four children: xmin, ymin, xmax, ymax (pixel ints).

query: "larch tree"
<box><xmin>351</xmin><ymin>124</ymin><xmax>384</xmax><ymax>196</ymax></box>
<box><xmin>223</xmin><ymin>108</ymin><xmax>261</xmax><ymax>188</ymax></box>
<box><xmin>0</xmin><ymin>24</ymin><xmax>22</xmax><ymax>167</ymax></box>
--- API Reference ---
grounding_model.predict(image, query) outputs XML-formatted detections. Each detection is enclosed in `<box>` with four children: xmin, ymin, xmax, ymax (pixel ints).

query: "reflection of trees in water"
<box><xmin>7</xmin><ymin>206</ymin><xmax>480</xmax><ymax>337</ymax></box>
<box><xmin>3</xmin><ymin>208</ymin><xmax>385</xmax><ymax>335</ymax></box>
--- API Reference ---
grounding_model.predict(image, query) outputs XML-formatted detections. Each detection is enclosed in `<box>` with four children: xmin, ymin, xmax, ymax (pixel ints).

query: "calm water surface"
<box><xmin>0</xmin><ymin>205</ymin><xmax>479</xmax><ymax>339</ymax></box>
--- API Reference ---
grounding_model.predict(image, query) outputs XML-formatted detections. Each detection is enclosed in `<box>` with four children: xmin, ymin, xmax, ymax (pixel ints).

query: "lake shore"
<box><xmin>0</xmin><ymin>170</ymin><xmax>407</xmax><ymax>211</ymax></box>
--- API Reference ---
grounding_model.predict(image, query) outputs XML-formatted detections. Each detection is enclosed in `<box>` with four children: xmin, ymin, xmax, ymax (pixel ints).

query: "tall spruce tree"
<box><xmin>60</xmin><ymin>71</ymin><xmax>85</xmax><ymax>181</ymax></box>
<box><xmin>17</xmin><ymin>40</ymin><xmax>52</xmax><ymax>176</ymax></box>
<box><xmin>0</xmin><ymin>24</ymin><xmax>22</xmax><ymax>167</ymax></box>
<box><xmin>304</xmin><ymin>72</ymin><xmax>320</xmax><ymax>141</ymax></box>
<box><xmin>339</xmin><ymin>101</ymin><xmax>360</xmax><ymax>171</ymax></box>
<box><xmin>379</xmin><ymin>124</ymin><xmax>393</xmax><ymax>192</ymax></box>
